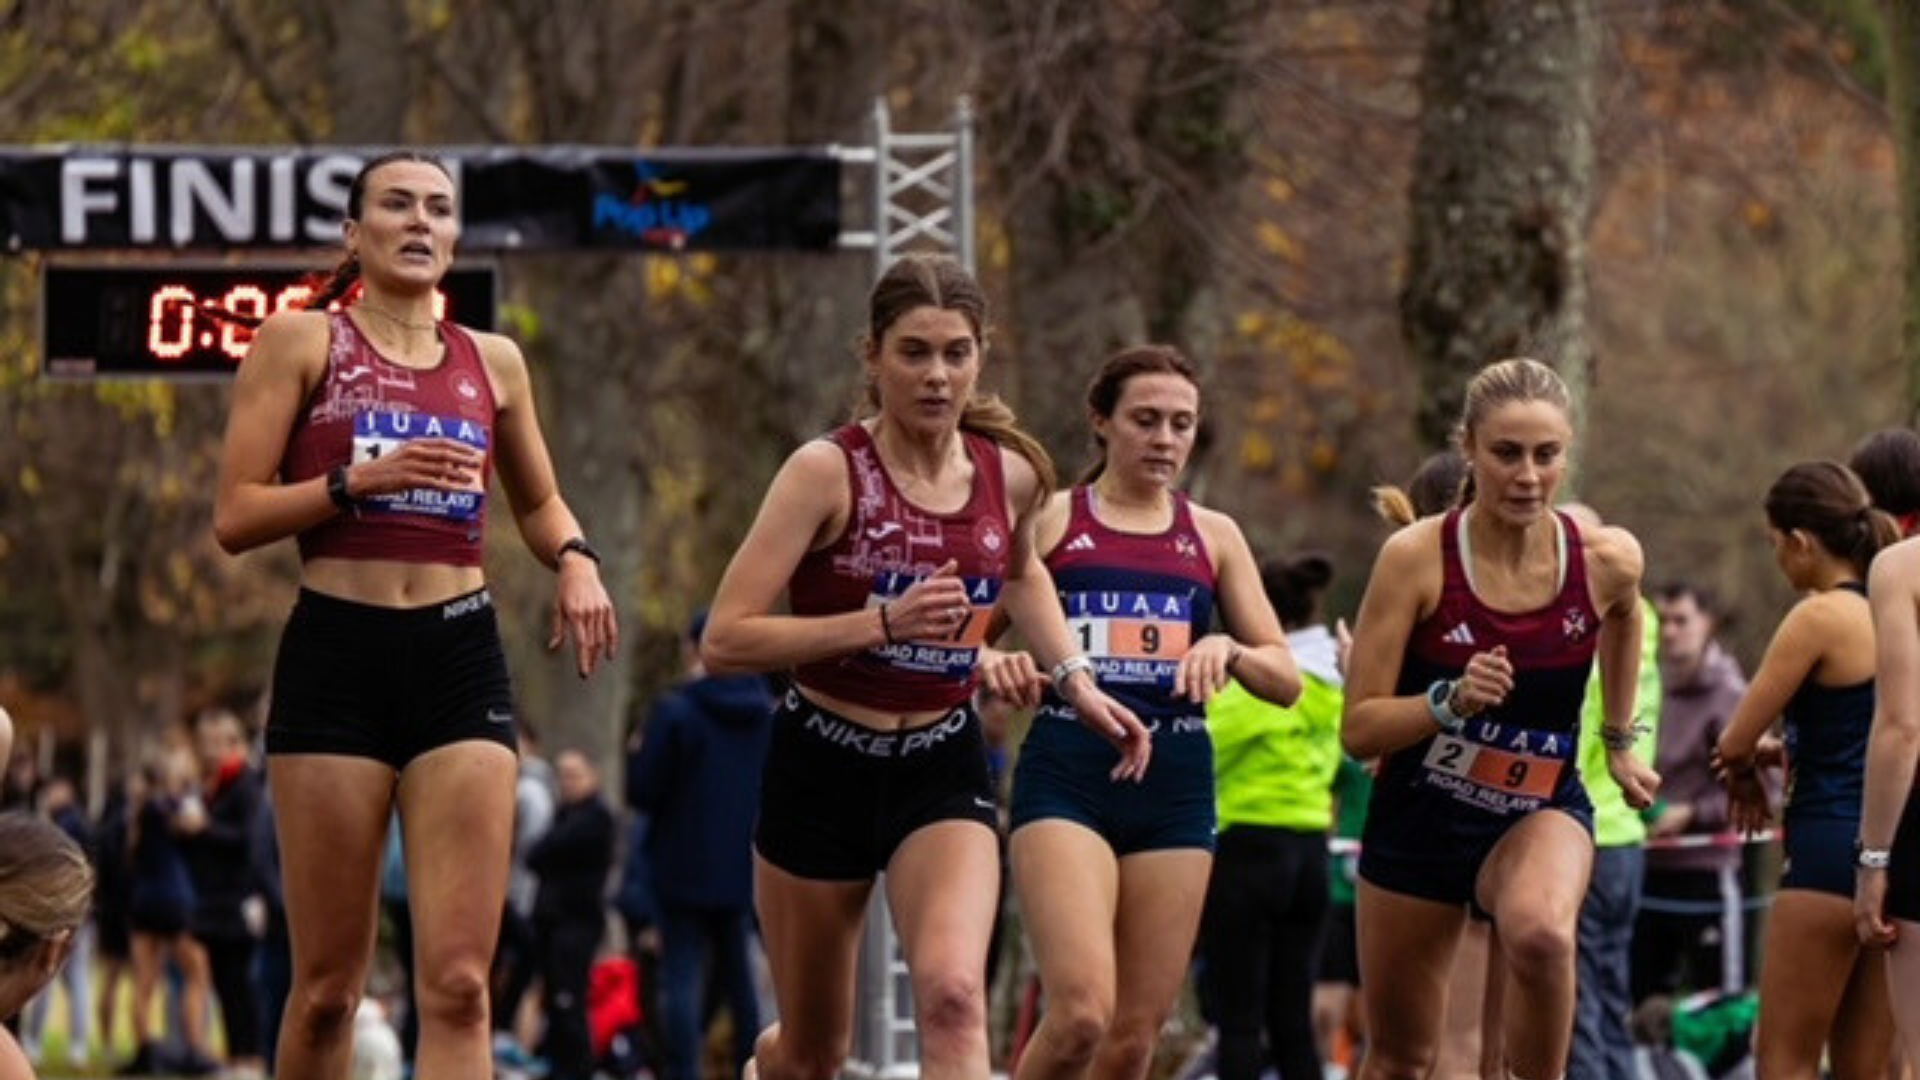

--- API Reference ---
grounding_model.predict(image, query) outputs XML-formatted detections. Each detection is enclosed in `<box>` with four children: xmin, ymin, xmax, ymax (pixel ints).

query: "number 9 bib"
<box><xmin>1419</xmin><ymin>722</ymin><xmax>1573</xmax><ymax>815</ymax></box>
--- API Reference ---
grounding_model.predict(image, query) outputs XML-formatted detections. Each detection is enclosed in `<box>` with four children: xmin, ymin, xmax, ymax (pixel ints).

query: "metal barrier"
<box><xmin>843</xmin><ymin>886</ymin><xmax>920</xmax><ymax>1080</ymax></box>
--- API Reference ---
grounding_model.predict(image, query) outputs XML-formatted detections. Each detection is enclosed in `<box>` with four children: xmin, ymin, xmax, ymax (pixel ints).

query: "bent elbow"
<box><xmin>1339</xmin><ymin>716</ymin><xmax>1378</xmax><ymax>760</ymax></box>
<box><xmin>699</xmin><ymin>628</ymin><xmax>749</xmax><ymax>676</ymax></box>
<box><xmin>1275</xmin><ymin>674</ymin><xmax>1303</xmax><ymax>709</ymax></box>
<box><xmin>212</xmin><ymin>511</ymin><xmax>250</xmax><ymax>556</ymax></box>
<box><xmin>1339</xmin><ymin>727</ymin><xmax>1366</xmax><ymax>759</ymax></box>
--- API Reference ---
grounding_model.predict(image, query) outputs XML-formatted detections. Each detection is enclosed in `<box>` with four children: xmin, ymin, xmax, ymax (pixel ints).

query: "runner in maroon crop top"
<box><xmin>213</xmin><ymin>152</ymin><xmax>617</xmax><ymax>1080</ymax></box>
<box><xmin>701</xmin><ymin>255</ymin><xmax>1149</xmax><ymax>1080</ymax></box>
<box><xmin>1341</xmin><ymin>359</ymin><xmax>1655</xmax><ymax>1080</ymax></box>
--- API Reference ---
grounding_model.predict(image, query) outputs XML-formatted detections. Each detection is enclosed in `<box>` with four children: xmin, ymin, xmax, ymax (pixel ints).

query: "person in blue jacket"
<box><xmin>628</xmin><ymin>610</ymin><xmax>776</xmax><ymax>1080</ymax></box>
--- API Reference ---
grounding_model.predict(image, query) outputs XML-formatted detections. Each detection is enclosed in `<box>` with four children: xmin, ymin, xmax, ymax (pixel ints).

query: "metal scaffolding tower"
<box><xmin>835</xmin><ymin>96</ymin><xmax>976</xmax><ymax>275</ymax></box>
<box><xmin>829</xmin><ymin>96</ymin><xmax>978</xmax><ymax>1080</ymax></box>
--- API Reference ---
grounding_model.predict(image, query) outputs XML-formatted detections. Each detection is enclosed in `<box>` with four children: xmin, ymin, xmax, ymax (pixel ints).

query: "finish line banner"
<box><xmin>0</xmin><ymin>146</ymin><xmax>841</xmax><ymax>253</ymax></box>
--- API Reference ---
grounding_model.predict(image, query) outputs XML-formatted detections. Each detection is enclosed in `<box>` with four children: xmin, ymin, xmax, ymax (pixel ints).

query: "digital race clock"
<box><xmin>40</xmin><ymin>263</ymin><xmax>498</xmax><ymax>379</ymax></box>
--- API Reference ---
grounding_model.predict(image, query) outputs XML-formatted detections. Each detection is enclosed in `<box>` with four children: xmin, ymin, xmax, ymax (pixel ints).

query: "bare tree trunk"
<box><xmin>1887</xmin><ymin>0</ymin><xmax>1920</xmax><ymax>419</ymax></box>
<box><xmin>1400</xmin><ymin>0</ymin><xmax>1601</xmax><ymax>450</ymax></box>
<box><xmin>301</xmin><ymin>0</ymin><xmax>414</xmax><ymax>141</ymax></box>
<box><xmin>978</xmin><ymin>1</ymin><xmax>1269</xmax><ymax>473</ymax></box>
<box><xmin>492</xmin><ymin>3</ymin><xmax>662</xmax><ymax>769</ymax></box>
<box><xmin>979</xmin><ymin>3</ymin><xmax>1153</xmax><ymax>469</ymax></box>
<box><xmin>1129</xmin><ymin>0</ymin><xmax>1271</xmax><ymax>438</ymax></box>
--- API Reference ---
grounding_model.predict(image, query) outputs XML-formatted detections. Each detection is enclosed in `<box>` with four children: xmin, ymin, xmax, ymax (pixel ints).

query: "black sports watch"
<box><xmin>557</xmin><ymin>536</ymin><xmax>602</xmax><ymax>566</ymax></box>
<box><xmin>326</xmin><ymin>465</ymin><xmax>355</xmax><ymax>512</ymax></box>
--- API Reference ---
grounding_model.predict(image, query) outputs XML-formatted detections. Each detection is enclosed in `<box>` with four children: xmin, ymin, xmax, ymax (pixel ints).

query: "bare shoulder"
<box><xmin>1582</xmin><ymin>522</ymin><xmax>1645</xmax><ymax>597</ymax></box>
<box><xmin>763</xmin><ymin>437</ymin><xmax>852</xmax><ymax>542</ymax></box>
<box><xmin>1777</xmin><ymin>589</ymin><xmax>1857</xmax><ymax>649</ymax></box>
<box><xmin>1378</xmin><ymin>514</ymin><xmax>1444</xmax><ymax>570</ymax></box>
<box><xmin>1188</xmin><ymin>500</ymin><xmax>1250</xmax><ymax>557</ymax></box>
<box><xmin>997</xmin><ymin>444</ymin><xmax>1053</xmax><ymax>519</ymax></box>
<box><xmin>1029</xmin><ymin>486</ymin><xmax>1073</xmax><ymax>550</ymax></box>
<box><xmin>468</xmin><ymin>327</ymin><xmax>530</xmax><ymax>381</ymax></box>
<box><xmin>785</xmin><ymin>436</ymin><xmax>850</xmax><ymax>484</ymax></box>
<box><xmin>1036</xmin><ymin>486</ymin><xmax>1072</xmax><ymax>524</ymax></box>
<box><xmin>1872</xmin><ymin>536</ymin><xmax>1920</xmax><ymax>594</ymax></box>
<box><xmin>241</xmin><ymin>309</ymin><xmax>330</xmax><ymax>376</ymax></box>
<box><xmin>254</xmin><ymin>307</ymin><xmax>332</xmax><ymax>345</ymax></box>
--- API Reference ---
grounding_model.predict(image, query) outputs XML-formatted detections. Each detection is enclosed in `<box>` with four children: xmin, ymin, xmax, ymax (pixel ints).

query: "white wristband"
<box><xmin>1051</xmin><ymin>654</ymin><xmax>1096</xmax><ymax>695</ymax></box>
<box><xmin>1857</xmin><ymin>844</ymin><xmax>1893</xmax><ymax>870</ymax></box>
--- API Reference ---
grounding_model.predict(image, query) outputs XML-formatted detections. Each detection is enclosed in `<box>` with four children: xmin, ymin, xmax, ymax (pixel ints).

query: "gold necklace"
<box><xmin>355</xmin><ymin>301</ymin><xmax>438</xmax><ymax>332</ymax></box>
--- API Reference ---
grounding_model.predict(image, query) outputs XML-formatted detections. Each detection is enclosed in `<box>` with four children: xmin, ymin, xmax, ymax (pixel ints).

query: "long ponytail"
<box><xmin>961</xmin><ymin>393</ymin><xmax>1057</xmax><ymax>499</ymax></box>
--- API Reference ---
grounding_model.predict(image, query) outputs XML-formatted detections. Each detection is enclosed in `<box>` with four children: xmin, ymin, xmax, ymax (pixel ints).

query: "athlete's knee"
<box><xmin>1499</xmin><ymin>908</ymin><xmax>1577</xmax><ymax>978</ymax></box>
<box><xmin>1099</xmin><ymin>1015</ymin><xmax>1161</xmax><ymax>1077</ymax></box>
<box><xmin>413</xmin><ymin>958</ymin><xmax>491</xmax><ymax>1029</ymax></box>
<box><xmin>758</xmin><ymin>1024</ymin><xmax>848</xmax><ymax>1080</ymax></box>
<box><xmin>1035</xmin><ymin>984</ymin><xmax>1114</xmax><ymax>1065</ymax></box>
<box><xmin>1360</xmin><ymin>1045</ymin><xmax>1439</xmax><ymax>1080</ymax></box>
<box><xmin>284</xmin><ymin>978</ymin><xmax>361</xmax><ymax>1043</ymax></box>
<box><xmin>913</xmin><ymin>968</ymin><xmax>987</xmax><ymax>1050</ymax></box>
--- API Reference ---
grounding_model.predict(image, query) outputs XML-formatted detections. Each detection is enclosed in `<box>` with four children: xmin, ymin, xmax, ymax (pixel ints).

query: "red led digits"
<box><xmin>145</xmin><ymin>279</ymin><xmax>450</xmax><ymax>364</ymax></box>
<box><xmin>218</xmin><ymin>285</ymin><xmax>269</xmax><ymax>360</ymax></box>
<box><xmin>148</xmin><ymin>285</ymin><xmax>195</xmax><ymax>361</ymax></box>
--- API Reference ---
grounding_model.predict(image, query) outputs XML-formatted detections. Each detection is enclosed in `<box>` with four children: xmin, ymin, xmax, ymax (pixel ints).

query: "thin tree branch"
<box><xmin>198</xmin><ymin>0</ymin><xmax>316</xmax><ymax>143</ymax></box>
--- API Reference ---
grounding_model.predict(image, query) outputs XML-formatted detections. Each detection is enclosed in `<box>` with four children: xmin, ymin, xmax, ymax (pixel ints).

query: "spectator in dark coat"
<box><xmin>627</xmin><ymin>611</ymin><xmax>774</xmax><ymax>1080</ymax></box>
<box><xmin>529</xmin><ymin>750</ymin><xmax>616</xmax><ymax>1080</ymax></box>
<box><xmin>249</xmin><ymin>782</ymin><xmax>290</xmax><ymax>1076</ymax></box>
<box><xmin>92</xmin><ymin>781</ymin><xmax>134</xmax><ymax>1057</ymax></box>
<box><xmin>178</xmin><ymin>709</ymin><xmax>266</xmax><ymax>1076</ymax></box>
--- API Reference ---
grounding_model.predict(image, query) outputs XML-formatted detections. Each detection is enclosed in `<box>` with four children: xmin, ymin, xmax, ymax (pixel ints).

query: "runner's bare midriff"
<box><xmin>301</xmin><ymin>557</ymin><xmax>487</xmax><ymax>608</ymax></box>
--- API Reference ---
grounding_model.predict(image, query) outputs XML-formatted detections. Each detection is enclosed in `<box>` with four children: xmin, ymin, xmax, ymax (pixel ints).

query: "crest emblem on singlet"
<box><xmin>974</xmin><ymin>518</ymin><xmax>1006</xmax><ymax>557</ymax></box>
<box><xmin>1562</xmin><ymin>606</ymin><xmax>1591</xmax><ymax>643</ymax></box>
<box><xmin>453</xmin><ymin>371</ymin><xmax>482</xmax><ymax>402</ymax></box>
<box><xmin>1174</xmin><ymin>534</ymin><xmax>1200</xmax><ymax>561</ymax></box>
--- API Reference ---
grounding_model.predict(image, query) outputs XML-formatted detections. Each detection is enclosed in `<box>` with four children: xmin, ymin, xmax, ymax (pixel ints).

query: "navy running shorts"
<box><xmin>1781</xmin><ymin>814</ymin><xmax>1857</xmax><ymax>899</ymax></box>
<box><xmin>1009</xmin><ymin>707</ymin><xmax>1216</xmax><ymax>855</ymax></box>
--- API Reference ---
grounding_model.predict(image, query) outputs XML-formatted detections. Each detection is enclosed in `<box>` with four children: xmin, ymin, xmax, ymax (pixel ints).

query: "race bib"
<box><xmin>351</xmin><ymin>410</ymin><xmax>489</xmax><ymax>522</ymax></box>
<box><xmin>1419</xmin><ymin>721</ymin><xmax>1572</xmax><ymax>816</ymax></box>
<box><xmin>1063</xmin><ymin>590</ymin><xmax>1193</xmax><ymax>689</ymax></box>
<box><xmin>865</xmin><ymin>572</ymin><xmax>1002</xmax><ymax>680</ymax></box>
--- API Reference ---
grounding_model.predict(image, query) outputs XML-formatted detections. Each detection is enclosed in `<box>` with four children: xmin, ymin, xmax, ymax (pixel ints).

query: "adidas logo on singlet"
<box><xmin>1443</xmin><ymin>622</ymin><xmax>1476</xmax><ymax>646</ymax></box>
<box><xmin>1065</xmin><ymin>533</ymin><xmax>1097</xmax><ymax>552</ymax></box>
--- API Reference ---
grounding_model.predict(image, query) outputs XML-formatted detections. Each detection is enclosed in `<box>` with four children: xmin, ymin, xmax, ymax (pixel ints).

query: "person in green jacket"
<box><xmin>1201</xmin><ymin>552</ymin><xmax>1345</xmax><ymax>1080</ymax></box>
<box><xmin>1567</xmin><ymin>580</ymin><xmax>1661</xmax><ymax>1080</ymax></box>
